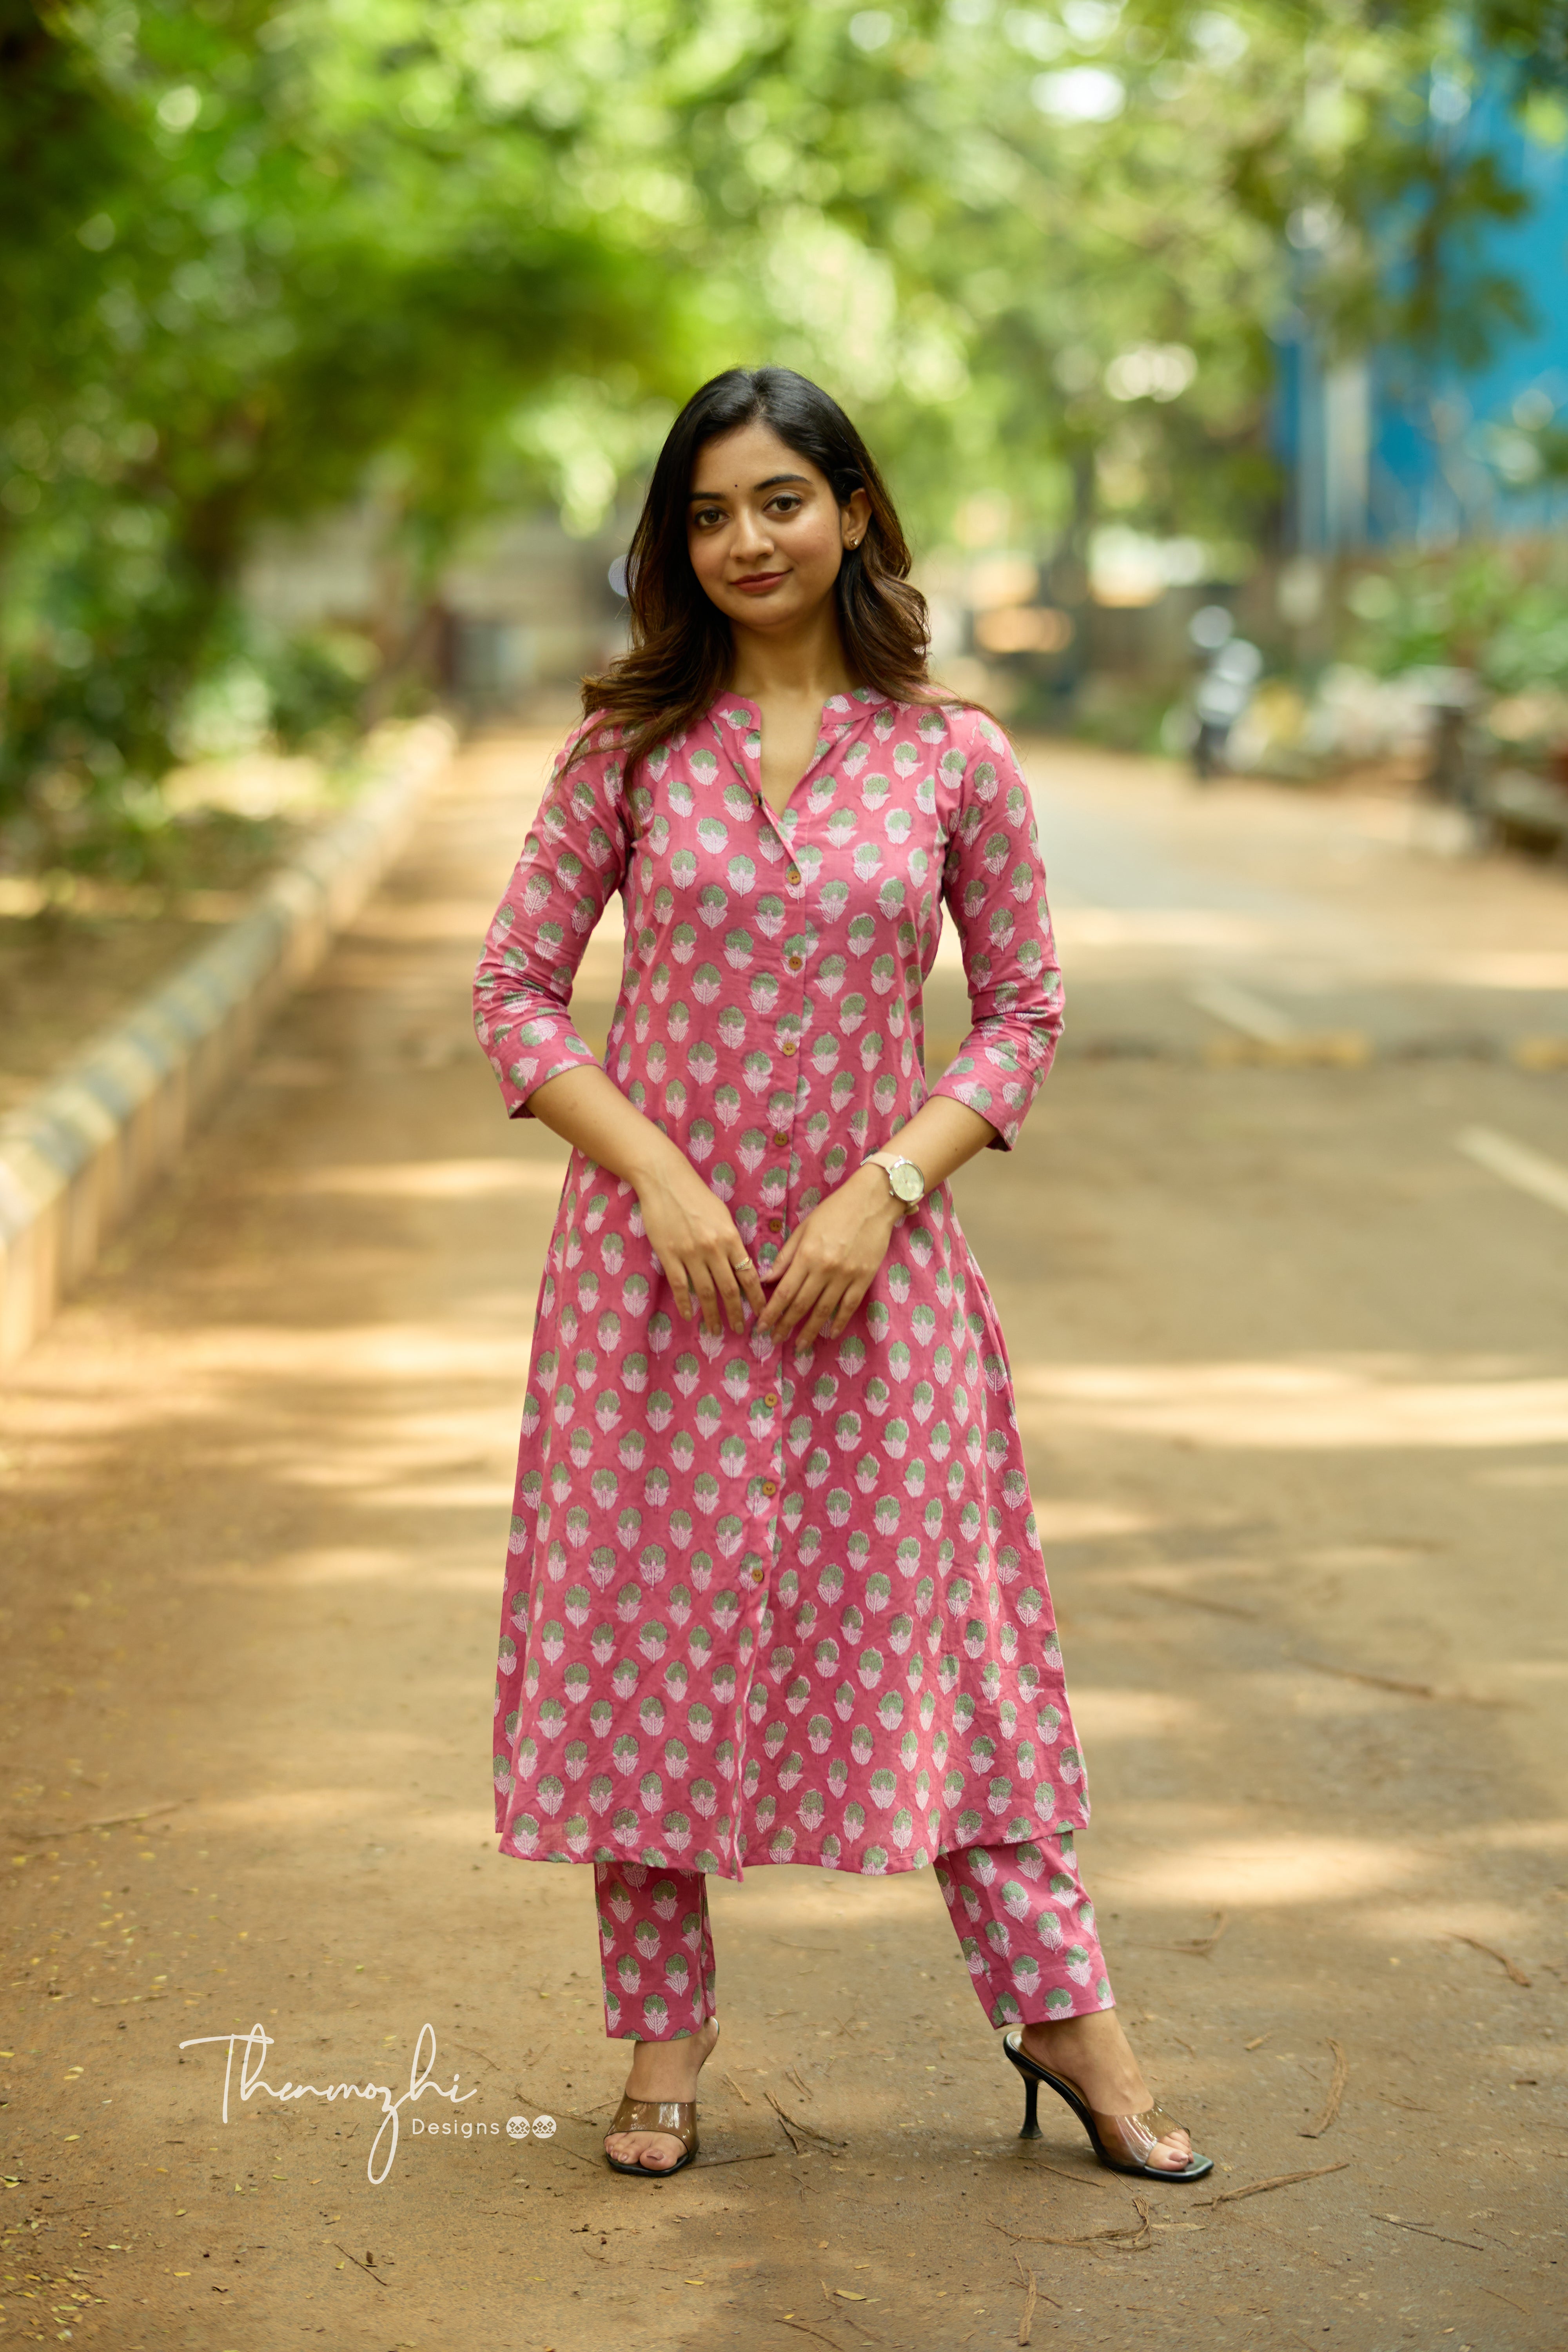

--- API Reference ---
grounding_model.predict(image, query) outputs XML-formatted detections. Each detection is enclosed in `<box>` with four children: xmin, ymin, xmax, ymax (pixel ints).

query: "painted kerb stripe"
<box><xmin>0</xmin><ymin>717</ymin><xmax>455</xmax><ymax>1367</ymax></box>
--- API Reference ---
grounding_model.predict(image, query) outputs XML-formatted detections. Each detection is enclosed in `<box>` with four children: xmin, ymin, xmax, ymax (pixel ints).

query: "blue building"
<box><xmin>1278</xmin><ymin>71</ymin><xmax>1568</xmax><ymax>552</ymax></box>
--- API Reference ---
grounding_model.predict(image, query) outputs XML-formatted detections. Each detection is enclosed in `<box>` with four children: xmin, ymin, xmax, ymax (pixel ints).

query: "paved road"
<box><xmin>3</xmin><ymin>731</ymin><xmax>1566</xmax><ymax>2350</ymax></box>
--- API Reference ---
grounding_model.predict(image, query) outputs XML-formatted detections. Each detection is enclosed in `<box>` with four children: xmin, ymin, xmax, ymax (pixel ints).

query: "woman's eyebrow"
<box><xmin>688</xmin><ymin>472</ymin><xmax>811</xmax><ymax>501</ymax></box>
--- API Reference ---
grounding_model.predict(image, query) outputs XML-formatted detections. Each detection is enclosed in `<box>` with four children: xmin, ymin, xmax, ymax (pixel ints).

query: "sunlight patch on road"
<box><xmin>1013</xmin><ymin>1355</ymin><xmax>1568</xmax><ymax>1449</ymax></box>
<box><xmin>181</xmin><ymin>1324</ymin><xmax>535</xmax><ymax>1378</ymax></box>
<box><xmin>1360</xmin><ymin>1901</ymin><xmax>1543</xmax><ymax>1948</ymax></box>
<box><xmin>191</xmin><ymin>1545</ymin><xmax>408</xmax><ymax>1588</ymax></box>
<box><xmin>1123</xmin><ymin>1833</ymin><xmax>1417</xmax><ymax>1907</ymax></box>
<box><xmin>1030</xmin><ymin>1500</ymin><xmax>1156</xmax><ymax>1541</ymax></box>
<box><xmin>1068</xmin><ymin>1688</ymin><xmax>1200</xmax><ymax>1740</ymax></box>
<box><xmin>1455</xmin><ymin>1818</ymin><xmax>1568</xmax><ymax>1855</ymax></box>
<box><xmin>1053</xmin><ymin>906</ymin><xmax>1277</xmax><ymax>953</ymax></box>
<box><xmin>258</xmin><ymin>1158</ymin><xmax>568</xmax><ymax>1200</ymax></box>
<box><xmin>376</xmin><ymin>1479</ymin><xmax>516</xmax><ymax>1508</ymax></box>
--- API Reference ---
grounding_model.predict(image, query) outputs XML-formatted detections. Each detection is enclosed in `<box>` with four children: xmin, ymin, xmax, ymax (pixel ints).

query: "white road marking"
<box><xmin>1457</xmin><ymin>1125</ymin><xmax>1568</xmax><ymax>1220</ymax></box>
<box><xmin>1188</xmin><ymin>978</ymin><xmax>1297</xmax><ymax>1045</ymax></box>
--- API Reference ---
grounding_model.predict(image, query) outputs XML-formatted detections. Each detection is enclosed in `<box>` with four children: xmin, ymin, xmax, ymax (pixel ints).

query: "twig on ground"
<box><xmin>1446</xmin><ymin>1933</ymin><xmax>1531</xmax><ymax>1988</ymax></box>
<box><xmin>702</xmin><ymin>2150</ymin><xmax>779</xmax><ymax>2166</ymax></box>
<box><xmin>786</xmin><ymin>2066</ymin><xmax>814</xmax><ymax>2102</ymax></box>
<box><xmin>1195</xmin><ymin>2161</ymin><xmax>1350</xmax><ymax>2207</ymax></box>
<box><xmin>1244</xmin><ymin>2033</ymin><xmax>1270</xmax><ymax>2051</ymax></box>
<box><xmin>1291</xmin><ymin>1657</ymin><xmax>1437</xmax><ymax>1699</ymax></box>
<box><xmin>331</xmin><ymin>2243</ymin><xmax>386</xmax><ymax>2287</ymax></box>
<box><xmin>1479</xmin><ymin>2287</ymin><xmax>1533</xmax><ymax>2315</ymax></box>
<box><xmin>771</xmin><ymin>2317</ymin><xmax>840</xmax><ymax>2349</ymax></box>
<box><xmin>1011</xmin><ymin>2248</ymin><xmax>1062</xmax><ymax>2318</ymax></box>
<box><xmin>1170</xmin><ymin>1912</ymin><xmax>1228</xmax><ymax>1960</ymax></box>
<box><xmin>10</xmin><ymin>1799</ymin><xmax>191</xmax><ymax>1840</ymax></box>
<box><xmin>1020</xmin><ymin>2156</ymin><xmax>1112</xmax><ymax>2190</ymax></box>
<box><xmin>724</xmin><ymin>2071</ymin><xmax>753</xmax><ymax>2106</ymax></box>
<box><xmin>988</xmin><ymin>2203</ymin><xmax>1152</xmax><ymax>2253</ymax></box>
<box><xmin>1014</xmin><ymin>2253</ymin><xmax>1038</xmax><ymax>2345</ymax></box>
<box><xmin>1299</xmin><ymin>2040</ymin><xmax>1348</xmax><ymax>2138</ymax></box>
<box><xmin>1132</xmin><ymin>1582</ymin><xmax>1259</xmax><ymax>1621</ymax></box>
<box><xmin>766</xmin><ymin>2091</ymin><xmax>846</xmax><ymax>2149</ymax></box>
<box><xmin>446</xmin><ymin>2042</ymin><xmax>502</xmax><ymax>2072</ymax></box>
<box><xmin>1371</xmin><ymin>2214</ymin><xmax>1485</xmax><ymax>2253</ymax></box>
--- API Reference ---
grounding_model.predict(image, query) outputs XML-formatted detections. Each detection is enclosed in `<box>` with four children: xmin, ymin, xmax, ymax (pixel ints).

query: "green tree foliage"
<box><xmin>1</xmin><ymin>0</ymin><xmax>1559</xmax><ymax>829</ymax></box>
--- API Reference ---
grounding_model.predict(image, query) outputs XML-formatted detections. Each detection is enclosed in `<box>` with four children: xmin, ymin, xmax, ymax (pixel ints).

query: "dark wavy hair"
<box><xmin>575</xmin><ymin>366</ymin><xmax>939</xmax><ymax>786</ymax></box>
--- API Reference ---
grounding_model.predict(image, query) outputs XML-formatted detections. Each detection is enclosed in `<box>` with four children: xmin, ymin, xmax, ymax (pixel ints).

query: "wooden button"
<box><xmin>761</xmin><ymin>1477</ymin><xmax>778</xmax><ymax>1496</ymax></box>
<box><xmin>750</xmin><ymin>1565</ymin><xmax>766</xmax><ymax>1584</ymax></box>
<box><xmin>767</xmin><ymin>1217</ymin><xmax>783</xmax><ymax>1234</ymax></box>
<box><xmin>764</xmin><ymin>1392</ymin><xmax>779</xmax><ymax>1409</ymax></box>
<box><xmin>786</xmin><ymin>866</ymin><xmax>800</xmax><ymax>885</ymax></box>
<box><xmin>786</xmin><ymin>953</ymin><xmax>803</xmax><ymax>971</ymax></box>
<box><xmin>780</xmin><ymin>1040</ymin><xmax>797</xmax><ymax>1056</ymax></box>
<box><xmin>771</xmin><ymin>1130</ymin><xmax>789</xmax><ymax>1147</ymax></box>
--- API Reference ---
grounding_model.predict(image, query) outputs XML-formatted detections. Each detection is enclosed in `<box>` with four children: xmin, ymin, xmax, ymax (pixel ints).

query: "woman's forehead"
<box><xmin>690</xmin><ymin>419</ymin><xmax>826</xmax><ymax>496</ymax></box>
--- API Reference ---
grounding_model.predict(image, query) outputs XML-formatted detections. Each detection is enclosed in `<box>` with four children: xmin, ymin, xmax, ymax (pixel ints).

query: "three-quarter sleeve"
<box><xmin>472</xmin><ymin>729</ymin><xmax>631</xmax><ymax>1119</ymax></box>
<box><xmin>930</xmin><ymin>711</ymin><xmax>1064</xmax><ymax>1151</ymax></box>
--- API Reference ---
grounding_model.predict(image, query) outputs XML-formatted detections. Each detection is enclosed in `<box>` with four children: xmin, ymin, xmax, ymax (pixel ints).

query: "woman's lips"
<box><xmin>732</xmin><ymin>571</ymin><xmax>788</xmax><ymax>594</ymax></box>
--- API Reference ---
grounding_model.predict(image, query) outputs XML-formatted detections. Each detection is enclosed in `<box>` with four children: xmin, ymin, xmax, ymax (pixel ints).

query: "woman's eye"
<box><xmin>693</xmin><ymin>507</ymin><xmax>725</xmax><ymax>528</ymax></box>
<box><xmin>769</xmin><ymin>495</ymin><xmax>804</xmax><ymax>516</ymax></box>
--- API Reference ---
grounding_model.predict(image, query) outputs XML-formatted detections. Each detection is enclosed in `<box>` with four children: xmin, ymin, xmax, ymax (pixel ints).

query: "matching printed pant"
<box><xmin>594</xmin><ymin>1831</ymin><xmax>1113</xmax><ymax>2040</ymax></box>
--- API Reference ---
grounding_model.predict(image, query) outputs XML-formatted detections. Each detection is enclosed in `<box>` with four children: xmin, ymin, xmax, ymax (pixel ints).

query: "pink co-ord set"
<box><xmin>472</xmin><ymin>691</ymin><xmax>1111</xmax><ymax>2040</ymax></box>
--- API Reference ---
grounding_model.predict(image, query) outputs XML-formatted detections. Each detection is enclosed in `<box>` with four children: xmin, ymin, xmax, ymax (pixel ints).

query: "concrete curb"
<box><xmin>0</xmin><ymin>715</ymin><xmax>457</xmax><ymax>1367</ymax></box>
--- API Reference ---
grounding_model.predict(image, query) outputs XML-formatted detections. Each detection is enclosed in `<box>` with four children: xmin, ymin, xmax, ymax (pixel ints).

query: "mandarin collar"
<box><xmin>710</xmin><ymin>688</ymin><xmax>891</xmax><ymax>775</ymax></box>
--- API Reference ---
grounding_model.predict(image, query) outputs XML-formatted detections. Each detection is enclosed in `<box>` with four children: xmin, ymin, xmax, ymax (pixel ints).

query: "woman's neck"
<box><xmin>726</xmin><ymin>603</ymin><xmax>857</xmax><ymax>706</ymax></box>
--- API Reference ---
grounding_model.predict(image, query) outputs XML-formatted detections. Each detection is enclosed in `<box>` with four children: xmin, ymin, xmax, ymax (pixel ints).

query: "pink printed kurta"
<box><xmin>473</xmin><ymin>690</ymin><xmax>1088</xmax><ymax>1882</ymax></box>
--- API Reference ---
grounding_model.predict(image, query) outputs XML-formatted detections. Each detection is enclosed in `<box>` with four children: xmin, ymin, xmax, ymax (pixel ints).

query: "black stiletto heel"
<box><xmin>1002</xmin><ymin>2029</ymin><xmax>1214</xmax><ymax>2182</ymax></box>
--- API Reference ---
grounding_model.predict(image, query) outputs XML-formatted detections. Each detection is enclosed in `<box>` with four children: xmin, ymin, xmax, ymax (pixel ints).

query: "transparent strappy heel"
<box><xmin>603</xmin><ymin>2020</ymin><xmax>718</xmax><ymax>2178</ymax></box>
<box><xmin>603</xmin><ymin>2093</ymin><xmax>700</xmax><ymax>2177</ymax></box>
<box><xmin>1002</xmin><ymin>2028</ymin><xmax>1214</xmax><ymax>2182</ymax></box>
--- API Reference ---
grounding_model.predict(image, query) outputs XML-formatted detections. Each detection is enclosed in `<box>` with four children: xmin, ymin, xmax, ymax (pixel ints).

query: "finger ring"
<box><xmin>730</xmin><ymin>1259</ymin><xmax>750</xmax><ymax>1274</ymax></box>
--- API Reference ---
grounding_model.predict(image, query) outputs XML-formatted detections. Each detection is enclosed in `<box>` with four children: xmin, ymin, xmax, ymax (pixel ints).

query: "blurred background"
<box><xmin>4</xmin><ymin>0</ymin><xmax>1568</xmax><ymax>878</ymax></box>
<box><xmin>6</xmin><ymin>18</ymin><xmax>1568</xmax><ymax>2326</ymax></box>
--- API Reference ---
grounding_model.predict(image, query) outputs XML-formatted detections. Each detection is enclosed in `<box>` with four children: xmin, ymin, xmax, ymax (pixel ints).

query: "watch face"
<box><xmin>890</xmin><ymin>1161</ymin><xmax>924</xmax><ymax>1203</ymax></box>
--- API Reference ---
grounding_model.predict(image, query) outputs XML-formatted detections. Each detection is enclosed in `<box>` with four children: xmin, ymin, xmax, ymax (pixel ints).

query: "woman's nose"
<box><xmin>731</xmin><ymin>510</ymin><xmax>773</xmax><ymax>559</ymax></box>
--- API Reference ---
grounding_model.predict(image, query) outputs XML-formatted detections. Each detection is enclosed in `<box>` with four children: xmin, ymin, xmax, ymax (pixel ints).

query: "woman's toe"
<box><xmin>607</xmin><ymin>2130</ymin><xmax>680</xmax><ymax>2169</ymax></box>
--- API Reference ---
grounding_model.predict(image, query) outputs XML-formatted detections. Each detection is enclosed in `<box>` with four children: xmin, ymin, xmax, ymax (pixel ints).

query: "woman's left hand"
<box><xmin>757</xmin><ymin>1165</ymin><xmax>905</xmax><ymax>1348</ymax></box>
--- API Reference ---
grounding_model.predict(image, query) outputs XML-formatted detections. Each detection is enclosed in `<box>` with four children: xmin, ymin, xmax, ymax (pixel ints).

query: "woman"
<box><xmin>473</xmin><ymin>366</ymin><xmax>1210</xmax><ymax>2185</ymax></box>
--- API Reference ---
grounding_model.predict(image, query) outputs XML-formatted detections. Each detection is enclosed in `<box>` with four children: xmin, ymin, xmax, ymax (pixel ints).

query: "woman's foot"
<box><xmin>603</xmin><ymin>2016</ymin><xmax>720</xmax><ymax>2172</ymax></box>
<box><xmin>1019</xmin><ymin>2009</ymin><xmax>1193</xmax><ymax>2172</ymax></box>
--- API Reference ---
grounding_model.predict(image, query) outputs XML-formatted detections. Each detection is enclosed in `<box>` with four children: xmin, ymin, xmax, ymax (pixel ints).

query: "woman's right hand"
<box><xmin>519</xmin><ymin>1063</ymin><xmax>766</xmax><ymax>1337</ymax></box>
<box><xmin>634</xmin><ymin>1153</ymin><xmax>767</xmax><ymax>1337</ymax></box>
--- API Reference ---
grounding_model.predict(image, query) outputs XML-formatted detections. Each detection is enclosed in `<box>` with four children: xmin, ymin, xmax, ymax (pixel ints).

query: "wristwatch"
<box><xmin>863</xmin><ymin>1151</ymin><xmax>926</xmax><ymax>1209</ymax></box>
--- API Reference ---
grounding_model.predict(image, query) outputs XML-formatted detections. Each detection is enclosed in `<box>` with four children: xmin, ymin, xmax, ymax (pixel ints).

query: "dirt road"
<box><xmin>4</xmin><ymin>731</ymin><xmax>1566</xmax><ymax>2351</ymax></box>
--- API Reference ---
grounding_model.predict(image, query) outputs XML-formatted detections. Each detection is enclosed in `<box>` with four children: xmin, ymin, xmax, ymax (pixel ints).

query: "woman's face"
<box><xmin>686</xmin><ymin>419</ymin><xmax>870</xmax><ymax>635</ymax></box>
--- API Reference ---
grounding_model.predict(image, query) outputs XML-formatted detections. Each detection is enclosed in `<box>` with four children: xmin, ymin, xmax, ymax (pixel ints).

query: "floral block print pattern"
<box><xmin>595</xmin><ymin>1833</ymin><xmax>1109</xmax><ymax>2042</ymax></box>
<box><xmin>476</xmin><ymin>691</ymin><xmax>1088</xmax><ymax>1883</ymax></box>
<box><xmin>597</xmin><ymin>1862</ymin><xmax>718</xmax><ymax>2040</ymax></box>
<box><xmin>936</xmin><ymin>1828</ymin><xmax>1112</xmax><ymax>2028</ymax></box>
